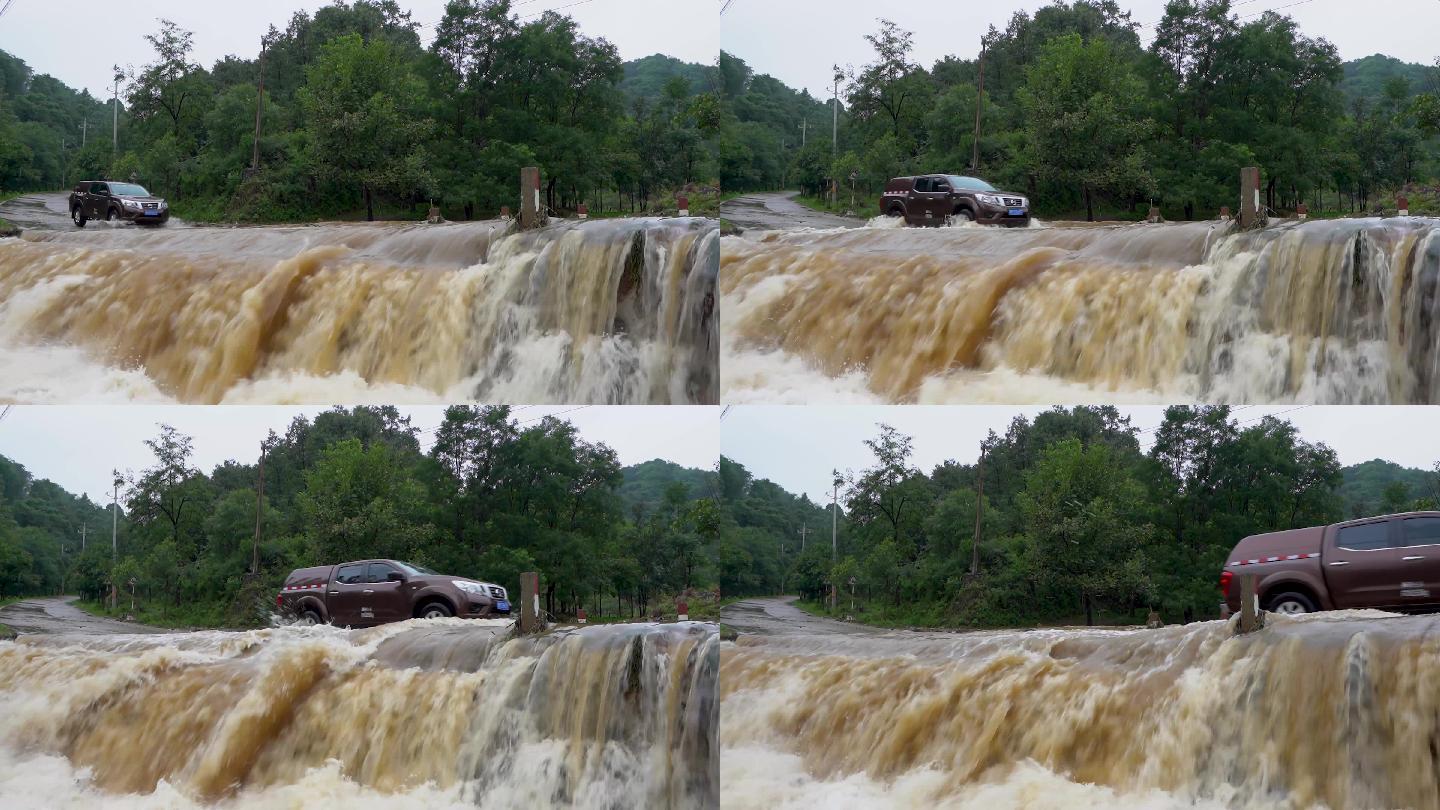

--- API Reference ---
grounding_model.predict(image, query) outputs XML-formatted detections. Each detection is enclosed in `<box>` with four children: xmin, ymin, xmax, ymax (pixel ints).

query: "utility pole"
<box><xmin>798</xmin><ymin>118</ymin><xmax>808</xmax><ymax>148</ymax></box>
<box><xmin>971</xmin><ymin>445</ymin><xmax>986</xmax><ymax>575</ymax></box>
<box><xmin>972</xmin><ymin>35</ymin><xmax>987</xmax><ymax>172</ymax></box>
<box><xmin>111</xmin><ymin>66</ymin><xmax>122</xmax><ymax>157</ymax></box>
<box><xmin>798</xmin><ymin>524</ymin><xmax>810</xmax><ymax>552</ymax></box>
<box><xmin>79</xmin><ymin>523</ymin><xmax>87</xmax><ymax>553</ymax></box>
<box><xmin>251</xmin><ymin>35</ymin><xmax>267</xmax><ymax>172</ymax></box>
<box><xmin>252</xmin><ymin>442</ymin><xmax>265</xmax><ymax>575</ymax></box>
<box><xmin>831</xmin><ymin>65</ymin><xmax>843</xmax><ymax>161</ymax></box>
<box><xmin>831</xmin><ymin>470</ymin><xmax>841</xmax><ymax>565</ymax></box>
<box><xmin>110</xmin><ymin>470</ymin><xmax>121</xmax><ymax>612</ymax></box>
<box><xmin>81</xmin><ymin>118</ymin><xmax>88</xmax><ymax>147</ymax></box>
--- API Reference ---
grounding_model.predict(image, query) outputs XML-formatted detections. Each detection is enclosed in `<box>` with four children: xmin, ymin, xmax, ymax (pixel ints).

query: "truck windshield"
<box><xmin>108</xmin><ymin>183</ymin><xmax>150</xmax><ymax>196</ymax></box>
<box><xmin>946</xmin><ymin>176</ymin><xmax>996</xmax><ymax>192</ymax></box>
<box><xmin>396</xmin><ymin>561</ymin><xmax>438</xmax><ymax>576</ymax></box>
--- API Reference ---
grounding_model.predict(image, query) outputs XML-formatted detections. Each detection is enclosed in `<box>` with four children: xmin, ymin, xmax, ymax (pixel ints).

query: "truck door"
<box><xmin>87</xmin><ymin>182</ymin><xmax>108</xmax><ymax>218</ymax></box>
<box><xmin>328</xmin><ymin>563</ymin><xmax>370</xmax><ymax>627</ymax></box>
<box><xmin>365</xmin><ymin>562</ymin><xmax>409</xmax><ymax>624</ymax></box>
<box><xmin>1396</xmin><ymin>515</ymin><xmax>1440</xmax><ymax>606</ymax></box>
<box><xmin>1324</xmin><ymin>519</ymin><xmax>1408</xmax><ymax>609</ymax></box>
<box><xmin>910</xmin><ymin>177</ymin><xmax>940</xmax><ymax>224</ymax></box>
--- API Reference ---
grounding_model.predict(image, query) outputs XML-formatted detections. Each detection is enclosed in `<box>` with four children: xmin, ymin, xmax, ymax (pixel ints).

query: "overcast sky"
<box><xmin>0</xmin><ymin>405</ymin><xmax>718</xmax><ymax>503</ymax></box>
<box><xmin>722</xmin><ymin>406</ymin><xmax>1440</xmax><ymax>504</ymax></box>
<box><xmin>0</xmin><ymin>0</ymin><xmax>718</xmax><ymax>99</ymax></box>
<box><xmin>721</xmin><ymin>0</ymin><xmax>1440</xmax><ymax>99</ymax></box>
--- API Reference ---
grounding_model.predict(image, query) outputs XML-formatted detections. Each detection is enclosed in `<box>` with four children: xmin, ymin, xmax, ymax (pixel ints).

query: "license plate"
<box><xmin>1008</xmin><ymin>208</ymin><xmax>1025</xmax><ymax>217</ymax></box>
<box><xmin>496</xmin><ymin>600</ymin><xmax>510</xmax><ymax>612</ymax></box>
<box><xmin>143</xmin><ymin>210</ymin><xmax>159</xmax><ymax>216</ymax></box>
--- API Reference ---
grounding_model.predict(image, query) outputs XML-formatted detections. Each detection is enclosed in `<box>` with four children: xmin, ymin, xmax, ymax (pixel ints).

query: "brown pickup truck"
<box><xmin>1221</xmin><ymin>511</ymin><xmax>1440</xmax><ymax>615</ymax></box>
<box><xmin>276</xmin><ymin>559</ymin><xmax>510</xmax><ymax>628</ymax></box>
<box><xmin>879</xmin><ymin>174</ymin><xmax>1030</xmax><ymax>227</ymax></box>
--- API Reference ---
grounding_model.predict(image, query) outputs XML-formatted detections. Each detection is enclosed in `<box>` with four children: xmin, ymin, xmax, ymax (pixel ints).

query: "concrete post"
<box><xmin>500</xmin><ymin>205</ymin><xmax>511</xmax><ymax>221</ymax></box>
<box><xmin>677</xmin><ymin>195</ymin><xmax>690</xmax><ymax>217</ymax></box>
<box><xmin>577</xmin><ymin>608</ymin><xmax>587</xmax><ymax>624</ymax></box>
<box><xmin>577</xmin><ymin>203</ymin><xmax>588</xmax><ymax>219</ymax></box>
<box><xmin>426</xmin><ymin>205</ymin><xmax>442</xmax><ymax>224</ymax></box>
<box><xmin>1296</xmin><ymin>203</ymin><xmax>1308</xmax><ymax>220</ymax></box>
<box><xmin>676</xmin><ymin>598</ymin><xmax>688</xmax><ymax>622</ymax></box>
<box><xmin>1398</xmin><ymin>195</ymin><xmax>1410</xmax><ymax>217</ymax></box>
<box><xmin>520</xmin><ymin>166</ymin><xmax>542</xmax><ymax>230</ymax></box>
<box><xmin>1219</xmin><ymin>205</ymin><xmax>1232</xmax><ymax>222</ymax></box>
<box><xmin>1239</xmin><ymin>167</ymin><xmax>1262</xmax><ymax>229</ymax></box>
<box><xmin>520</xmin><ymin>571</ymin><xmax>541</xmax><ymax>634</ymax></box>
<box><xmin>1146</xmin><ymin>205</ymin><xmax>1162</xmax><ymax>224</ymax></box>
<box><xmin>1238</xmin><ymin>574</ymin><xmax>1265</xmax><ymax>634</ymax></box>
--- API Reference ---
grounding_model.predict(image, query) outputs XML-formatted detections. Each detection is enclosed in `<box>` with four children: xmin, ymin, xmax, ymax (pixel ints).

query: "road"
<box><xmin>0</xmin><ymin>595</ymin><xmax>165</xmax><ymax>635</ymax></box>
<box><xmin>721</xmin><ymin>596</ymin><xmax>888</xmax><ymax>638</ymax></box>
<box><xmin>720</xmin><ymin>191</ymin><xmax>861</xmax><ymax>232</ymax></box>
<box><xmin>0</xmin><ymin>191</ymin><xmax>186</xmax><ymax>230</ymax></box>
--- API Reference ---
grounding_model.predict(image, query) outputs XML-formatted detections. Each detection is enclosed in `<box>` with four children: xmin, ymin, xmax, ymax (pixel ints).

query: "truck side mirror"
<box><xmin>386</xmin><ymin>571</ymin><xmax>405</xmax><ymax>582</ymax></box>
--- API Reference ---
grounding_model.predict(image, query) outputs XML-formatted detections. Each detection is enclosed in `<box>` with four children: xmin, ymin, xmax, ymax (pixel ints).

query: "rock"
<box><xmin>719</xmin><ymin>625</ymin><xmax>738</xmax><ymax>642</ymax></box>
<box><xmin>0</xmin><ymin>624</ymin><xmax>15</xmax><ymax>641</ymax></box>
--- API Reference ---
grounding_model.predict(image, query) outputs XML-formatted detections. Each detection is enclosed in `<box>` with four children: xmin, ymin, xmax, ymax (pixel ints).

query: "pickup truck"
<box><xmin>276</xmin><ymin>559</ymin><xmax>510</xmax><ymax>627</ymax></box>
<box><xmin>1221</xmin><ymin>511</ymin><xmax>1440</xmax><ymax>615</ymax></box>
<box><xmin>69</xmin><ymin>180</ymin><xmax>170</xmax><ymax>226</ymax></box>
<box><xmin>879</xmin><ymin>173</ymin><xmax>1030</xmax><ymax>227</ymax></box>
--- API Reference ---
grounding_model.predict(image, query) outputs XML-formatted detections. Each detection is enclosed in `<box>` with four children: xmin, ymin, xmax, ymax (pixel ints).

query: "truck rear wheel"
<box><xmin>418</xmin><ymin>601</ymin><xmax>453</xmax><ymax>619</ymax></box>
<box><xmin>1264</xmin><ymin>591</ymin><xmax>1317</xmax><ymax>615</ymax></box>
<box><xmin>297</xmin><ymin>608</ymin><xmax>322</xmax><ymax>626</ymax></box>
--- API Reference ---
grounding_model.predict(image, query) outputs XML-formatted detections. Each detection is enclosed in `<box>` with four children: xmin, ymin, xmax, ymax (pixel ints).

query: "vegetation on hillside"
<box><xmin>718</xmin><ymin>406</ymin><xmax>1440</xmax><ymax>629</ymax></box>
<box><xmin>0</xmin><ymin>0</ymin><xmax>720</xmax><ymax>222</ymax></box>
<box><xmin>0</xmin><ymin>406</ymin><xmax>720</xmax><ymax>628</ymax></box>
<box><xmin>719</xmin><ymin>0</ymin><xmax>1440</xmax><ymax>220</ymax></box>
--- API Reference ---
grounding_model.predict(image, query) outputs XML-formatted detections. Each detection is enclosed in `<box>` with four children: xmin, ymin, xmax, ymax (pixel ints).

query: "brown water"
<box><xmin>0</xmin><ymin>217</ymin><xmax>718</xmax><ymax>404</ymax></box>
<box><xmin>721</xmin><ymin>599</ymin><xmax>1440</xmax><ymax>809</ymax></box>
<box><xmin>722</xmin><ymin>218</ymin><xmax>1440</xmax><ymax>404</ymax></box>
<box><xmin>0</xmin><ymin>619</ymin><xmax>718</xmax><ymax>808</ymax></box>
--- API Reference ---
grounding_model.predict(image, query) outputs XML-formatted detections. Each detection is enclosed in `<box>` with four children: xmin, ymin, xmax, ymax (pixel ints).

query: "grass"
<box><xmin>792</xmin><ymin>193</ymin><xmax>867</xmax><ymax>218</ymax></box>
<box><xmin>75</xmin><ymin>597</ymin><xmax>235</xmax><ymax>630</ymax></box>
<box><xmin>0</xmin><ymin>595</ymin><xmax>26</xmax><ymax>638</ymax></box>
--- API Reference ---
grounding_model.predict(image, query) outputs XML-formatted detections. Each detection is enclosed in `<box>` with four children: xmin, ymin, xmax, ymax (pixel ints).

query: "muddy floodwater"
<box><xmin>0</xmin><ymin>194</ymin><xmax>718</xmax><ymax>404</ymax></box>
<box><xmin>722</xmin><ymin>216</ymin><xmax>1440</xmax><ymax>404</ymax></box>
<box><xmin>720</xmin><ymin>597</ymin><xmax>1440</xmax><ymax>809</ymax></box>
<box><xmin>0</xmin><ymin>617</ymin><xmax>718</xmax><ymax>808</ymax></box>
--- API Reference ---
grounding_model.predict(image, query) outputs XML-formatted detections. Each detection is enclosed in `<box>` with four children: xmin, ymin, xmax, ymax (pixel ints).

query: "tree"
<box><xmin>1018</xmin><ymin>33</ymin><xmax>1153</xmax><ymax>220</ymax></box>
<box><xmin>298</xmin><ymin>33</ymin><xmax>434</xmax><ymax>220</ymax></box>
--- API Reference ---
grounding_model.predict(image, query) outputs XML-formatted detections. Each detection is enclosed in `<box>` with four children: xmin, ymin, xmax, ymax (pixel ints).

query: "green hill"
<box><xmin>1338</xmin><ymin>459</ymin><xmax>1436</xmax><ymax>518</ymax></box>
<box><xmin>620</xmin><ymin>54</ymin><xmax>716</xmax><ymax>103</ymax></box>
<box><xmin>619</xmin><ymin>459</ymin><xmax>715</xmax><ymax>513</ymax></box>
<box><xmin>1341</xmin><ymin>54</ymin><xmax>1436</xmax><ymax>104</ymax></box>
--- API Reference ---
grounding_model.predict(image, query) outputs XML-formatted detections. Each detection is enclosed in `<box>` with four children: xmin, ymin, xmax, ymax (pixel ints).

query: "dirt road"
<box><xmin>720</xmin><ymin>191</ymin><xmax>861</xmax><ymax>232</ymax></box>
<box><xmin>0</xmin><ymin>595</ymin><xmax>165</xmax><ymax>635</ymax></box>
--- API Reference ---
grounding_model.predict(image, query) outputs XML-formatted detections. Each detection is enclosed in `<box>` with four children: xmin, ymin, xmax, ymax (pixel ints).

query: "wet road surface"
<box><xmin>720</xmin><ymin>191</ymin><xmax>861</xmax><ymax>232</ymax></box>
<box><xmin>0</xmin><ymin>191</ymin><xmax>186</xmax><ymax>231</ymax></box>
<box><xmin>721</xmin><ymin>596</ymin><xmax>888</xmax><ymax>637</ymax></box>
<box><xmin>0</xmin><ymin>596</ymin><xmax>165</xmax><ymax>635</ymax></box>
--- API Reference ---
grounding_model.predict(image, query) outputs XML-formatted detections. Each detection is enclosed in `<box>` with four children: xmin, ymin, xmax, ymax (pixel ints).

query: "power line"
<box><xmin>519</xmin><ymin>0</ymin><xmax>604</xmax><ymax>19</ymax></box>
<box><xmin>1138</xmin><ymin>0</ymin><xmax>1319</xmax><ymax>30</ymax></box>
<box><xmin>0</xmin><ymin>0</ymin><xmax>15</xmax><ymax>20</ymax></box>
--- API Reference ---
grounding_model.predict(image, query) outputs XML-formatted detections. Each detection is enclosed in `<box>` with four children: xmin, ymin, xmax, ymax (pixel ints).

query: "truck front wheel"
<box><xmin>418</xmin><ymin>601</ymin><xmax>454</xmax><ymax>619</ymax></box>
<box><xmin>1264</xmin><ymin>591</ymin><xmax>1318</xmax><ymax>615</ymax></box>
<box><xmin>72</xmin><ymin>207</ymin><xmax>87</xmax><ymax>228</ymax></box>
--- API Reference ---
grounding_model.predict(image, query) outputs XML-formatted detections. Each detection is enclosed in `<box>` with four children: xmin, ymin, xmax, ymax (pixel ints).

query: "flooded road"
<box><xmin>0</xmin><ymin>200</ymin><xmax>719</xmax><ymax>404</ymax></box>
<box><xmin>720</xmin><ymin>600</ymin><xmax>1440</xmax><ymax>809</ymax></box>
<box><xmin>0</xmin><ymin>596</ymin><xmax>164</xmax><ymax>636</ymax></box>
<box><xmin>719</xmin><ymin>192</ymin><xmax>859</xmax><ymax>232</ymax></box>
<box><xmin>0</xmin><ymin>617</ymin><xmax>718</xmax><ymax>808</ymax></box>
<box><xmin>723</xmin><ymin>216</ymin><xmax>1440</xmax><ymax>404</ymax></box>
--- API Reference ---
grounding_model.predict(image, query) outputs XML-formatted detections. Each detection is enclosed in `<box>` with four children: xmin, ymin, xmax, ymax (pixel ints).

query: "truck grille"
<box><xmin>143</xmin><ymin>203</ymin><xmax>158</xmax><ymax>210</ymax></box>
<box><xmin>488</xmin><ymin>586</ymin><xmax>505</xmax><ymax>598</ymax></box>
<box><xmin>1003</xmin><ymin>197</ymin><xmax>1024</xmax><ymax>208</ymax></box>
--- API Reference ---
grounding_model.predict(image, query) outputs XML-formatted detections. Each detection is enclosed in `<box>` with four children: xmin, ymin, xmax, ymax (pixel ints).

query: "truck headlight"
<box><xmin>122</xmin><ymin>199</ymin><xmax>141</xmax><ymax>209</ymax></box>
<box><xmin>453</xmin><ymin>580</ymin><xmax>486</xmax><ymax>595</ymax></box>
<box><xmin>976</xmin><ymin>194</ymin><xmax>1002</xmax><ymax>206</ymax></box>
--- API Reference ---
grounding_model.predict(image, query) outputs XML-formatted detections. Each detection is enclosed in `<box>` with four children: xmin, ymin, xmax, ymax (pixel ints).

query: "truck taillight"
<box><xmin>1218</xmin><ymin>569</ymin><xmax>1233</xmax><ymax>593</ymax></box>
<box><xmin>276</xmin><ymin>594</ymin><xmax>283</xmax><ymax>609</ymax></box>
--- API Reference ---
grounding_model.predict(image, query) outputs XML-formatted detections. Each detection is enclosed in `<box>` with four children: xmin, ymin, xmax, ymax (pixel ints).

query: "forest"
<box><xmin>718</xmin><ymin>0</ymin><xmax>1440</xmax><ymax>220</ymax></box>
<box><xmin>0</xmin><ymin>0</ymin><xmax>721</xmax><ymax>222</ymax></box>
<box><xmin>0</xmin><ymin>406</ymin><xmax>721</xmax><ymax>627</ymax></box>
<box><xmin>714</xmin><ymin>406</ymin><xmax>1440</xmax><ymax>628</ymax></box>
